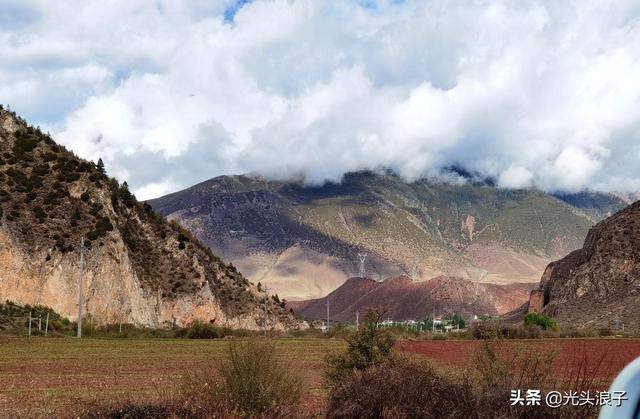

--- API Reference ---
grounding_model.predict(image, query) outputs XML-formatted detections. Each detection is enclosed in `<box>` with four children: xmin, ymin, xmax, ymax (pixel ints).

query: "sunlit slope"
<box><xmin>151</xmin><ymin>171</ymin><xmax>617</xmax><ymax>300</ymax></box>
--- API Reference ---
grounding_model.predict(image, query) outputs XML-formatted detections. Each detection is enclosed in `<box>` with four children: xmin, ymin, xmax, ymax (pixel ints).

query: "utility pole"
<box><xmin>77</xmin><ymin>238</ymin><xmax>86</xmax><ymax>339</ymax></box>
<box><xmin>28</xmin><ymin>311</ymin><xmax>32</xmax><ymax>337</ymax></box>
<box><xmin>263</xmin><ymin>285</ymin><xmax>269</xmax><ymax>338</ymax></box>
<box><xmin>326</xmin><ymin>300</ymin><xmax>330</xmax><ymax>330</ymax></box>
<box><xmin>45</xmin><ymin>313</ymin><xmax>49</xmax><ymax>336</ymax></box>
<box><xmin>356</xmin><ymin>311</ymin><xmax>359</xmax><ymax>331</ymax></box>
<box><xmin>432</xmin><ymin>305</ymin><xmax>435</xmax><ymax>333</ymax></box>
<box><xmin>264</xmin><ymin>297</ymin><xmax>267</xmax><ymax>337</ymax></box>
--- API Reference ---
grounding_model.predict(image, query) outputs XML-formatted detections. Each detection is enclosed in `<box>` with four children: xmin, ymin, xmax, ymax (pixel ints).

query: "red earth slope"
<box><xmin>288</xmin><ymin>276</ymin><xmax>535</xmax><ymax>322</ymax></box>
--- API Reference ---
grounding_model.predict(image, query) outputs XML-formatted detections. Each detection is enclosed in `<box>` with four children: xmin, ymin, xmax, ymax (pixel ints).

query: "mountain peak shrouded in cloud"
<box><xmin>2</xmin><ymin>0</ymin><xmax>640</xmax><ymax>199</ymax></box>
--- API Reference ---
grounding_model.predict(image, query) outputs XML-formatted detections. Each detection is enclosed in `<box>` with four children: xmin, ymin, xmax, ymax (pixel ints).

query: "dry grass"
<box><xmin>0</xmin><ymin>336</ymin><xmax>632</xmax><ymax>418</ymax></box>
<box><xmin>0</xmin><ymin>337</ymin><xmax>342</xmax><ymax>418</ymax></box>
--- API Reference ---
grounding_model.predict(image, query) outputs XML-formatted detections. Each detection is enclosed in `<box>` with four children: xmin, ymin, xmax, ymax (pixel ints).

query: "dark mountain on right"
<box><xmin>527</xmin><ymin>199</ymin><xmax>640</xmax><ymax>332</ymax></box>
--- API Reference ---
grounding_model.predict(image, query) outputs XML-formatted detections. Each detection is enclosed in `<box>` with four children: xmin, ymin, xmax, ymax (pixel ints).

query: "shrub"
<box><xmin>327</xmin><ymin>355</ymin><xmax>476</xmax><ymax>418</ymax></box>
<box><xmin>467</xmin><ymin>341</ymin><xmax>602</xmax><ymax>418</ymax></box>
<box><xmin>524</xmin><ymin>312</ymin><xmax>558</xmax><ymax>331</ymax></box>
<box><xmin>470</xmin><ymin>320</ymin><xmax>500</xmax><ymax>339</ymax></box>
<box><xmin>325</xmin><ymin>308</ymin><xmax>395</xmax><ymax>386</ymax></box>
<box><xmin>12</xmin><ymin>129</ymin><xmax>41</xmax><ymax>158</ymax></box>
<box><xmin>86</xmin><ymin>339</ymin><xmax>300</xmax><ymax>418</ymax></box>
<box><xmin>598</xmin><ymin>326</ymin><xmax>613</xmax><ymax>337</ymax></box>
<box><xmin>181</xmin><ymin>321</ymin><xmax>225</xmax><ymax>339</ymax></box>
<box><xmin>213</xmin><ymin>339</ymin><xmax>302</xmax><ymax>416</ymax></box>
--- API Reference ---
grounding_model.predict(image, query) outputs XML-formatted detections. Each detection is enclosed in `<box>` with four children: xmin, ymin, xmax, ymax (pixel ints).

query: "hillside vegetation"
<box><xmin>0</xmin><ymin>107</ymin><xmax>298</xmax><ymax>329</ymax></box>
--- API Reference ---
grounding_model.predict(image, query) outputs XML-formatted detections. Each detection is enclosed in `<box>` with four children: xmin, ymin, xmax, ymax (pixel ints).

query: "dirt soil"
<box><xmin>399</xmin><ymin>338</ymin><xmax>640</xmax><ymax>379</ymax></box>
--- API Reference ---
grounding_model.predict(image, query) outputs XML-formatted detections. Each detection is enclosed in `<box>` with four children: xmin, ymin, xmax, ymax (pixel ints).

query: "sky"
<box><xmin>2</xmin><ymin>0</ymin><xmax>640</xmax><ymax>199</ymax></box>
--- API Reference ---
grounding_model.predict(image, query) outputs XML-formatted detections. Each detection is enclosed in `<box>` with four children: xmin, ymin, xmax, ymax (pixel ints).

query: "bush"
<box><xmin>470</xmin><ymin>320</ymin><xmax>500</xmax><ymax>339</ymax></box>
<box><xmin>467</xmin><ymin>341</ymin><xmax>601</xmax><ymax>418</ymax></box>
<box><xmin>209</xmin><ymin>339</ymin><xmax>302</xmax><ymax>416</ymax></box>
<box><xmin>471</xmin><ymin>319</ymin><xmax>558</xmax><ymax>339</ymax></box>
<box><xmin>182</xmin><ymin>321</ymin><xmax>225</xmax><ymax>339</ymax></box>
<box><xmin>12</xmin><ymin>129</ymin><xmax>42</xmax><ymax>158</ymax></box>
<box><xmin>524</xmin><ymin>312</ymin><xmax>558</xmax><ymax>331</ymax></box>
<box><xmin>325</xmin><ymin>308</ymin><xmax>395</xmax><ymax>386</ymax></box>
<box><xmin>327</xmin><ymin>355</ymin><xmax>476</xmax><ymax>418</ymax></box>
<box><xmin>86</xmin><ymin>339</ymin><xmax>300</xmax><ymax>418</ymax></box>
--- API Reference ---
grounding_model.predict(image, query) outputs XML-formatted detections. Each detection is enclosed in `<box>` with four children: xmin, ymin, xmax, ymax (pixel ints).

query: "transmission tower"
<box><xmin>358</xmin><ymin>254</ymin><xmax>367</xmax><ymax>278</ymax></box>
<box><xmin>475</xmin><ymin>269</ymin><xmax>488</xmax><ymax>297</ymax></box>
<box><xmin>410</xmin><ymin>258</ymin><xmax>419</xmax><ymax>281</ymax></box>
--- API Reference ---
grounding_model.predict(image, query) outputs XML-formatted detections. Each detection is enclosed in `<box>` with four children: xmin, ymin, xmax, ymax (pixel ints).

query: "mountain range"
<box><xmin>150</xmin><ymin>171</ymin><xmax>631</xmax><ymax>304</ymax></box>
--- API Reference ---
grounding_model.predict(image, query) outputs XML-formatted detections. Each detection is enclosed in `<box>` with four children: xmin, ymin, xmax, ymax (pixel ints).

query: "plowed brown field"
<box><xmin>1</xmin><ymin>337</ymin><xmax>638</xmax><ymax>417</ymax></box>
<box><xmin>399</xmin><ymin>339</ymin><xmax>640</xmax><ymax>379</ymax></box>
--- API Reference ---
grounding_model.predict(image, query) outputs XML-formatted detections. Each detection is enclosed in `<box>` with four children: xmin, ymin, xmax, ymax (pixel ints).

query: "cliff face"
<box><xmin>528</xmin><ymin>200</ymin><xmax>640</xmax><ymax>331</ymax></box>
<box><xmin>0</xmin><ymin>108</ymin><xmax>299</xmax><ymax>329</ymax></box>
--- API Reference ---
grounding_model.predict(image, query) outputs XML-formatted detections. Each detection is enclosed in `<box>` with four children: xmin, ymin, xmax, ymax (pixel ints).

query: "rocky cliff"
<box><xmin>0</xmin><ymin>107</ymin><xmax>299</xmax><ymax>329</ymax></box>
<box><xmin>526</xmin><ymin>200</ymin><xmax>640</xmax><ymax>332</ymax></box>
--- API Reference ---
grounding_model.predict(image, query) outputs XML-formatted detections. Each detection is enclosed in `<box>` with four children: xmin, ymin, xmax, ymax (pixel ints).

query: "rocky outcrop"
<box><xmin>526</xmin><ymin>200</ymin><xmax>640</xmax><ymax>331</ymax></box>
<box><xmin>0</xmin><ymin>107</ymin><xmax>301</xmax><ymax>330</ymax></box>
<box><xmin>527</xmin><ymin>290</ymin><xmax>543</xmax><ymax>313</ymax></box>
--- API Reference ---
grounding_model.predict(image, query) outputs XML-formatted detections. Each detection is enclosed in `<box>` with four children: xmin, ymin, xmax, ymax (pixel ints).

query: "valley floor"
<box><xmin>1</xmin><ymin>337</ymin><xmax>639</xmax><ymax>417</ymax></box>
<box><xmin>0</xmin><ymin>337</ymin><xmax>344</xmax><ymax>418</ymax></box>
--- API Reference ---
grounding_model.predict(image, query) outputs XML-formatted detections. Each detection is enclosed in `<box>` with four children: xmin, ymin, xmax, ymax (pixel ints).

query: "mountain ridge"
<box><xmin>0</xmin><ymin>107</ymin><xmax>299</xmax><ymax>330</ymax></box>
<box><xmin>150</xmin><ymin>171</ymin><xmax>626</xmax><ymax>301</ymax></box>
<box><xmin>287</xmin><ymin>275</ymin><xmax>536</xmax><ymax>322</ymax></box>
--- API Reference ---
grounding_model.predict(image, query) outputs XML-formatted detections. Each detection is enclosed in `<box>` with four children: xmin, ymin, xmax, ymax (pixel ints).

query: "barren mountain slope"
<box><xmin>151</xmin><ymin>172</ymin><xmax>609</xmax><ymax>300</ymax></box>
<box><xmin>288</xmin><ymin>276</ymin><xmax>536</xmax><ymax>322</ymax></box>
<box><xmin>0</xmin><ymin>107</ymin><xmax>299</xmax><ymax>330</ymax></box>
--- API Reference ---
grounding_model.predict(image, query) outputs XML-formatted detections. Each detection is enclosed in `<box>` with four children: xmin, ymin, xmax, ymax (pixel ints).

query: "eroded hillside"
<box><xmin>150</xmin><ymin>172</ymin><xmax>615</xmax><ymax>300</ymax></box>
<box><xmin>0</xmin><ymin>107</ymin><xmax>299</xmax><ymax>330</ymax></box>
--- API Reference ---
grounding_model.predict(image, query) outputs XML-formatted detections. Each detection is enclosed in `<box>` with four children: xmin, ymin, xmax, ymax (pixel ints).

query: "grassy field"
<box><xmin>0</xmin><ymin>337</ymin><xmax>345</xmax><ymax>418</ymax></box>
<box><xmin>2</xmin><ymin>337</ymin><xmax>640</xmax><ymax>418</ymax></box>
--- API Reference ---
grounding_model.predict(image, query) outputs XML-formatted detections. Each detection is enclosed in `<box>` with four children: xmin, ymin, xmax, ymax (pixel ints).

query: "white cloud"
<box><xmin>498</xmin><ymin>166</ymin><xmax>534</xmax><ymax>189</ymax></box>
<box><xmin>1</xmin><ymin>0</ymin><xmax>640</xmax><ymax>199</ymax></box>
